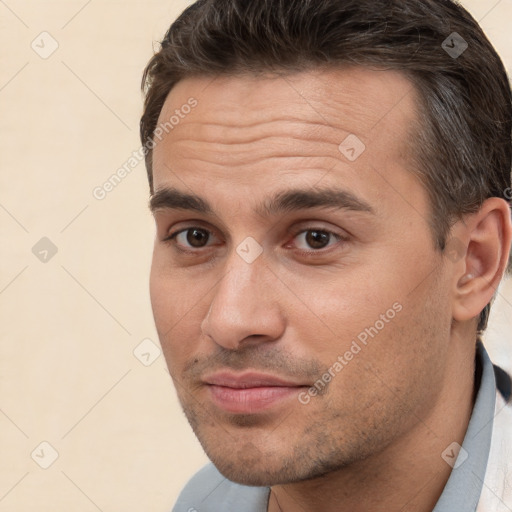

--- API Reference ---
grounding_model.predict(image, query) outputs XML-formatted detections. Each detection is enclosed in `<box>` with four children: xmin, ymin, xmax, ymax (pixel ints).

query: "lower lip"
<box><xmin>207</xmin><ymin>385</ymin><xmax>302</xmax><ymax>414</ymax></box>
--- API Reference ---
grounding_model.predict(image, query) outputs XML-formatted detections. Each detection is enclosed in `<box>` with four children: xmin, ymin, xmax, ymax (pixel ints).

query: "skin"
<box><xmin>149</xmin><ymin>67</ymin><xmax>512</xmax><ymax>512</ymax></box>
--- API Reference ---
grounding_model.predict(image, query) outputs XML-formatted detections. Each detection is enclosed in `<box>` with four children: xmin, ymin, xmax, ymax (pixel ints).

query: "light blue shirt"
<box><xmin>173</xmin><ymin>341</ymin><xmax>507</xmax><ymax>511</ymax></box>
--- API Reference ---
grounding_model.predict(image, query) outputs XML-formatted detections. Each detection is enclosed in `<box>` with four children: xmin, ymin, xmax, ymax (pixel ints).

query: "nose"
<box><xmin>200</xmin><ymin>251</ymin><xmax>285</xmax><ymax>350</ymax></box>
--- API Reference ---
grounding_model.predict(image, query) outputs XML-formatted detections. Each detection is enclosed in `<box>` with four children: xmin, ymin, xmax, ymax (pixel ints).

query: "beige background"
<box><xmin>0</xmin><ymin>1</ymin><xmax>511</xmax><ymax>510</ymax></box>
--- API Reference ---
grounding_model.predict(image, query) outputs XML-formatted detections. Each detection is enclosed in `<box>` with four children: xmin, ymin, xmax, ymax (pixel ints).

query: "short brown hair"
<box><xmin>140</xmin><ymin>0</ymin><xmax>512</xmax><ymax>333</ymax></box>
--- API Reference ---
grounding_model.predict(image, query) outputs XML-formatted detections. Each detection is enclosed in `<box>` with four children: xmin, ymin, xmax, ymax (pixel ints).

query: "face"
<box><xmin>149</xmin><ymin>67</ymin><xmax>455</xmax><ymax>486</ymax></box>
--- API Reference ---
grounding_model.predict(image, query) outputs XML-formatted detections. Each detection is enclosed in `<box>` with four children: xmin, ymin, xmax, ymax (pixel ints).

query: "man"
<box><xmin>140</xmin><ymin>0</ymin><xmax>512</xmax><ymax>510</ymax></box>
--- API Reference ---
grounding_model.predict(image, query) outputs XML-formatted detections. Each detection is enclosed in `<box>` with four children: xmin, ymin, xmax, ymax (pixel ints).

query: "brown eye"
<box><xmin>294</xmin><ymin>229</ymin><xmax>342</xmax><ymax>251</ymax></box>
<box><xmin>304</xmin><ymin>230</ymin><xmax>331</xmax><ymax>249</ymax></box>
<box><xmin>185</xmin><ymin>228</ymin><xmax>210</xmax><ymax>247</ymax></box>
<box><xmin>165</xmin><ymin>227</ymin><xmax>214</xmax><ymax>250</ymax></box>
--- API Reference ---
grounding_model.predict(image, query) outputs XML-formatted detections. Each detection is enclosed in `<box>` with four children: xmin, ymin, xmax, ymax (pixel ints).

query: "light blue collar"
<box><xmin>432</xmin><ymin>340</ymin><xmax>496</xmax><ymax>511</ymax></box>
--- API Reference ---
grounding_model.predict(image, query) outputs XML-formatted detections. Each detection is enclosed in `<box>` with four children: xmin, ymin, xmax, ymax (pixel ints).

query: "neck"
<box><xmin>268</xmin><ymin>334</ymin><xmax>477</xmax><ymax>512</ymax></box>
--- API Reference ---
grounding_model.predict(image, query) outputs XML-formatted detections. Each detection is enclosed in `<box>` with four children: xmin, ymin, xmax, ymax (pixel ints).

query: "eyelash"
<box><xmin>162</xmin><ymin>226</ymin><xmax>347</xmax><ymax>257</ymax></box>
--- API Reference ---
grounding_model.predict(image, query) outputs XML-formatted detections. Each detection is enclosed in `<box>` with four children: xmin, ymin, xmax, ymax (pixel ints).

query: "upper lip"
<box><xmin>202</xmin><ymin>371</ymin><xmax>308</xmax><ymax>389</ymax></box>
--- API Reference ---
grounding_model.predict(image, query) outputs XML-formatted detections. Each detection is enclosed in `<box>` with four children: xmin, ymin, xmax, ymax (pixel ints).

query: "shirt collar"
<box><xmin>432</xmin><ymin>339</ymin><xmax>496</xmax><ymax>511</ymax></box>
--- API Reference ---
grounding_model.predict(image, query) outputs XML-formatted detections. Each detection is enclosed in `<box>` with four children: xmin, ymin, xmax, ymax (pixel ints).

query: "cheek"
<box><xmin>287</xmin><ymin>270</ymin><xmax>397</xmax><ymax>358</ymax></box>
<box><xmin>149</xmin><ymin>254</ymin><xmax>208</xmax><ymax>368</ymax></box>
<box><xmin>149</xmin><ymin>256</ymin><xmax>170</xmax><ymax>330</ymax></box>
<box><xmin>297</xmin><ymin>253</ymin><xmax>450</xmax><ymax>391</ymax></box>
<box><xmin>149</xmin><ymin>255</ymin><xmax>186</xmax><ymax>355</ymax></box>
<box><xmin>340</xmin><ymin>277</ymin><xmax>450</xmax><ymax>403</ymax></box>
<box><xmin>149</xmin><ymin>249</ymin><xmax>193</xmax><ymax>328</ymax></box>
<box><xmin>310</xmin><ymin>298</ymin><xmax>447</xmax><ymax>443</ymax></box>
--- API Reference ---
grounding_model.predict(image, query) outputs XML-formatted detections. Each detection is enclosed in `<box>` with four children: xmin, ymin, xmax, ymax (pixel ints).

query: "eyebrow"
<box><xmin>149</xmin><ymin>186</ymin><xmax>375</xmax><ymax>218</ymax></box>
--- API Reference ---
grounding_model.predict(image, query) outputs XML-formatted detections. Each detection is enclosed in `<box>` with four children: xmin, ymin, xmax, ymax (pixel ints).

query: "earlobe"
<box><xmin>451</xmin><ymin>197</ymin><xmax>512</xmax><ymax>324</ymax></box>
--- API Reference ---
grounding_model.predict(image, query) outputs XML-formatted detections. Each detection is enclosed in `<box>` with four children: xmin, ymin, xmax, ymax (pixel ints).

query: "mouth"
<box><xmin>202</xmin><ymin>371</ymin><xmax>310</xmax><ymax>414</ymax></box>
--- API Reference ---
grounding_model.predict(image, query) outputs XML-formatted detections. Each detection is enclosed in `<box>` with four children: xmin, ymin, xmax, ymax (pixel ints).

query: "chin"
<box><xmin>211</xmin><ymin>459</ymin><xmax>291</xmax><ymax>487</ymax></box>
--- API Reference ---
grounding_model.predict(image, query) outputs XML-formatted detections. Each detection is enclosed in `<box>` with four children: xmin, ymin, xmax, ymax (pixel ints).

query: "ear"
<box><xmin>451</xmin><ymin>197</ymin><xmax>512</xmax><ymax>324</ymax></box>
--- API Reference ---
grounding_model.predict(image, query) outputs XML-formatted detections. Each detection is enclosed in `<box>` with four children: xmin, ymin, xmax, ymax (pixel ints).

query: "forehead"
<box><xmin>151</xmin><ymin>67</ymin><xmax>427</xmax><ymax>220</ymax></box>
<box><xmin>157</xmin><ymin>66</ymin><xmax>419</xmax><ymax>137</ymax></box>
